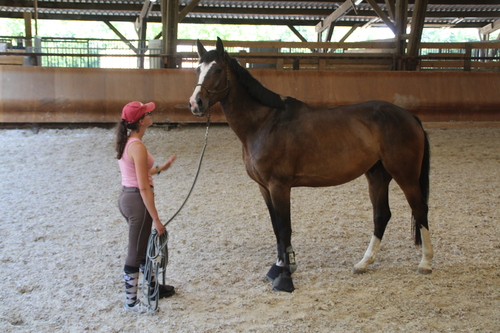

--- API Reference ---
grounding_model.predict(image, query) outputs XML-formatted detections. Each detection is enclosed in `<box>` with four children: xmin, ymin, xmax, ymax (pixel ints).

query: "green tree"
<box><xmin>0</xmin><ymin>18</ymin><xmax>25</xmax><ymax>36</ymax></box>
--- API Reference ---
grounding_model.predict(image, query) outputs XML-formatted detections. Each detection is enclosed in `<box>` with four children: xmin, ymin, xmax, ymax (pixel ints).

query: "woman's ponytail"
<box><xmin>115</xmin><ymin>119</ymin><xmax>129</xmax><ymax>159</ymax></box>
<box><xmin>115</xmin><ymin>115</ymin><xmax>143</xmax><ymax>159</ymax></box>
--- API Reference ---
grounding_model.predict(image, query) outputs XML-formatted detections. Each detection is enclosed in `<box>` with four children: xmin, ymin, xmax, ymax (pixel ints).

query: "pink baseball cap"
<box><xmin>121</xmin><ymin>101</ymin><xmax>155</xmax><ymax>123</ymax></box>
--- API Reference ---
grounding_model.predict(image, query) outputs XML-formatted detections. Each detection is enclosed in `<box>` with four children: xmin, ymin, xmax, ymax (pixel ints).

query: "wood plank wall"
<box><xmin>1</xmin><ymin>65</ymin><xmax>499</xmax><ymax>123</ymax></box>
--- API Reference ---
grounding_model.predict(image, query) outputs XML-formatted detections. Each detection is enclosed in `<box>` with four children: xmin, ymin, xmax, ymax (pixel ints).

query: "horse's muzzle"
<box><xmin>189</xmin><ymin>95</ymin><xmax>206</xmax><ymax>117</ymax></box>
<box><xmin>191</xmin><ymin>107</ymin><xmax>205</xmax><ymax>117</ymax></box>
<box><xmin>189</xmin><ymin>103</ymin><xmax>205</xmax><ymax>117</ymax></box>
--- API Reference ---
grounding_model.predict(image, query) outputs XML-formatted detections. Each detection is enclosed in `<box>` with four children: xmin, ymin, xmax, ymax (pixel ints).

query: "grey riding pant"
<box><xmin>118</xmin><ymin>186</ymin><xmax>153</xmax><ymax>268</ymax></box>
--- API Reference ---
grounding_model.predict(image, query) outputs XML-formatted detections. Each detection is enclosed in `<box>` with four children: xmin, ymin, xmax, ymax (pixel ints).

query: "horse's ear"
<box><xmin>216</xmin><ymin>37</ymin><xmax>224</xmax><ymax>56</ymax></box>
<box><xmin>197</xmin><ymin>39</ymin><xmax>207</xmax><ymax>58</ymax></box>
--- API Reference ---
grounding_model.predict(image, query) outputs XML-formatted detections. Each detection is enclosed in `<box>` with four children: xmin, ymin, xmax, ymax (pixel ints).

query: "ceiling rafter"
<box><xmin>0</xmin><ymin>0</ymin><xmax>498</xmax><ymax>30</ymax></box>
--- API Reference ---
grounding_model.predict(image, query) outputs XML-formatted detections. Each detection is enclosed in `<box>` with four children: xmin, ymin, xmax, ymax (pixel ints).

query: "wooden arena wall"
<box><xmin>0</xmin><ymin>66</ymin><xmax>499</xmax><ymax>124</ymax></box>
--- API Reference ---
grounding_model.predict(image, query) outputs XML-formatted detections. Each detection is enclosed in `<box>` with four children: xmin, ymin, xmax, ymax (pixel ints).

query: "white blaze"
<box><xmin>189</xmin><ymin>61</ymin><xmax>216</xmax><ymax>108</ymax></box>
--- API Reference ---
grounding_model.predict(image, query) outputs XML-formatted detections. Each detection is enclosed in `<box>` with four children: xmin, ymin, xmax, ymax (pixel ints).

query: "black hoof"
<box><xmin>266</xmin><ymin>264</ymin><xmax>284</xmax><ymax>282</ymax></box>
<box><xmin>272</xmin><ymin>274</ymin><xmax>294</xmax><ymax>292</ymax></box>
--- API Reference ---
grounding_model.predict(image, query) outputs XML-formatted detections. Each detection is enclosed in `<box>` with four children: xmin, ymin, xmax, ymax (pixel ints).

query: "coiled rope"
<box><xmin>143</xmin><ymin>110</ymin><xmax>212</xmax><ymax>311</ymax></box>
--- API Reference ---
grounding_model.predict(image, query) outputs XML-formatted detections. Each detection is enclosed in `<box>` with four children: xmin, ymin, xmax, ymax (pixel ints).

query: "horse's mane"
<box><xmin>200</xmin><ymin>50</ymin><xmax>285</xmax><ymax>109</ymax></box>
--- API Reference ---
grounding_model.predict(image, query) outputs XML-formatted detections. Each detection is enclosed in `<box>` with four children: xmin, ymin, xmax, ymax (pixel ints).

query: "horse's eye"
<box><xmin>214</xmin><ymin>67</ymin><xmax>223</xmax><ymax>74</ymax></box>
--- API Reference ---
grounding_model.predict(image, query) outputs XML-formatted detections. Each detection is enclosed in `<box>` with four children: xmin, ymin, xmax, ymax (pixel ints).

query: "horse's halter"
<box><xmin>196</xmin><ymin>64</ymin><xmax>230</xmax><ymax>106</ymax></box>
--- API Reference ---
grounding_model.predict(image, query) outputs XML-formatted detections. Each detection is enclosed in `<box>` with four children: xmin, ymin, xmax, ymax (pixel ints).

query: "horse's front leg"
<box><xmin>263</xmin><ymin>183</ymin><xmax>295</xmax><ymax>292</ymax></box>
<box><xmin>259</xmin><ymin>186</ymin><xmax>286</xmax><ymax>281</ymax></box>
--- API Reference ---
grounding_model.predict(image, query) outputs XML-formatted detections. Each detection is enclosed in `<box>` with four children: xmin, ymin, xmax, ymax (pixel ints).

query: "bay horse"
<box><xmin>189</xmin><ymin>38</ymin><xmax>433</xmax><ymax>292</ymax></box>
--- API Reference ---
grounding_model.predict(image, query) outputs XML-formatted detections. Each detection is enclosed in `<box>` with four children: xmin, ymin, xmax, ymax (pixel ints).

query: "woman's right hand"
<box><xmin>153</xmin><ymin>219</ymin><xmax>165</xmax><ymax>236</ymax></box>
<box><xmin>160</xmin><ymin>154</ymin><xmax>177</xmax><ymax>172</ymax></box>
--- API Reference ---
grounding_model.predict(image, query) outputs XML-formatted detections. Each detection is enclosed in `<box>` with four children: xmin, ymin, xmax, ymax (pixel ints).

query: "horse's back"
<box><xmin>246</xmin><ymin>98</ymin><xmax>425</xmax><ymax>187</ymax></box>
<box><xmin>353</xmin><ymin>100</ymin><xmax>421</xmax><ymax>128</ymax></box>
<box><xmin>283</xmin><ymin>98</ymin><xmax>416</xmax><ymax>124</ymax></box>
<box><xmin>355</xmin><ymin>100</ymin><xmax>425</xmax><ymax>143</ymax></box>
<box><xmin>338</xmin><ymin>100</ymin><xmax>426</xmax><ymax>161</ymax></box>
<box><xmin>278</xmin><ymin>99</ymin><xmax>422</xmax><ymax>141</ymax></box>
<box><xmin>326</xmin><ymin>100</ymin><xmax>417</xmax><ymax>126</ymax></box>
<box><xmin>341</xmin><ymin>100</ymin><xmax>427</xmax><ymax>183</ymax></box>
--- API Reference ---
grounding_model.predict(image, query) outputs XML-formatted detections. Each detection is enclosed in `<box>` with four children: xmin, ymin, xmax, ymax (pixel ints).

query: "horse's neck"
<box><xmin>221</xmin><ymin>84</ymin><xmax>273</xmax><ymax>143</ymax></box>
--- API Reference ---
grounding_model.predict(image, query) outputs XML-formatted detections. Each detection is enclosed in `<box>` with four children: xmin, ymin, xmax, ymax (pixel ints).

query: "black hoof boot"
<box><xmin>272</xmin><ymin>274</ymin><xmax>294</xmax><ymax>292</ymax></box>
<box><xmin>266</xmin><ymin>264</ymin><xmax>284</xmax><ymax>282</ymax></box>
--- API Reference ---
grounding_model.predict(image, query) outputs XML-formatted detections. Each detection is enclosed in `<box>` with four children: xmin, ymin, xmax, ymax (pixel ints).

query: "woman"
<box><xmin>115</xmin><ymin>101</ymin><xmax>177</xmax><ymax>313</ymax></box>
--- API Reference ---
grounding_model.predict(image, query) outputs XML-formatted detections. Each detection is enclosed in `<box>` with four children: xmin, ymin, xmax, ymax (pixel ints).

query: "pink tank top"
<box><xmin>118</xmin><ymin>138</ymin><xmax>154</xmax><ymax>188</ymax></box>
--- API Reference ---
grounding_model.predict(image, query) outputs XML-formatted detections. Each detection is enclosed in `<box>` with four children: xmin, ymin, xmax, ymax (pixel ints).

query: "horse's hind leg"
<box><xmin>354</xmin><ymin>162</ymin><xmax>393</xmax><ymax>274</ymax></box>
<box><xmin>398</xmin><ymin>182</ymin><xmax>433</xmax><ymax>274</ymax></box>
<box><xmin>417</xmin><ymin>222</ymin><xmax>433</xmax><ymax>274</ymax></box>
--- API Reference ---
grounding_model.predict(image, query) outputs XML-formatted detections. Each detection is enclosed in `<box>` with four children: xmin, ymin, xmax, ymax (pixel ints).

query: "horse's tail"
<box><xmin>413</xmin><ymin>115</ymin><xmax>430</xmax><ymax>246</ymax></box>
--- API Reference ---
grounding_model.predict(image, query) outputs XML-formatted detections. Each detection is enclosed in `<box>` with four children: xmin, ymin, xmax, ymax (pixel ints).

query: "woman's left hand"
<box><xmin>153</xmin><ymin>218</ymin><xmax>165</xmax><ymax>236</ymax></box>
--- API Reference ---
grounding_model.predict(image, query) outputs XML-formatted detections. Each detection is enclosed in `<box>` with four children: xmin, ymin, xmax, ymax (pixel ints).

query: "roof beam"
<box><xmin>287</xmin><ymin>24</ymin><xmax>318</xmax><ymax>52</ymax></box>
<box><xmin>385</xmin><ymin>0</ymin><xmax>396</xmax><ymax>21</ymax></box>
<box><xmin>135</xmin><ymin>0</ymin><xmax>154</xmax><ymax>35</ymax></box>
<box><xmin>104</xmin><ymin>21</ymin><xmax>138</xmax><ymax>53</ymax></box>
<box><xmin>340</xmin><ymin>24</ymin><xmax>361</xmax><ymax>42</ymax></box>
<box><xmin>480</xmin><ymin>18</ymin><xmax>500</xmax><ymax>35</ymax></box>
<box><xmin>315</xmin><ymin>0</ymin><xmax>363</xmax><ymax>33</ymax></box>
<box><xmin>178</xmin><ymin>0</ymin><xmax>201</xmax><ymax>21</ymax></box>
<box><xmin>287</xmin><ymin>25</ymin><xmax>308</xmax><ymax>43</ymax></box>
<box><xmin>1</xmin><ymin>0</ymin><xmax>152</xmax><ymax>11</ymax></box>
<box><xmin>365</xmin><ymin>0</ymin><xmax>396</xmax><ymax>33</ymax></box>
<box><xmin>0</xmin><ymin>0</ymin><xmax>498</xmax><ymax>30</ymax></box>
<box><xmin>330</xmin><ymin>23</ymin><xmax>360</xmax><ymax>52</ymax></box>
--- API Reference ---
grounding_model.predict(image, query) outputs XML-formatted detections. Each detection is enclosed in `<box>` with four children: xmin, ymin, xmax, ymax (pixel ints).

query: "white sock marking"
<box><xmin>354</xmin><ymin>235</ymin><xmax>381</xmax><ymax>271</ymax></box>
<box><xmin>419</xmin><ymin>226</ymin><xmax>434</xmax><ymax>272</ymax></box>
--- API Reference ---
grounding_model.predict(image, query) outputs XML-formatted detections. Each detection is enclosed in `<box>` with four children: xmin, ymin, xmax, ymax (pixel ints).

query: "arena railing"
<box><xmin>0</xmin><ymin>37</ymin><xmax>498</xmax><ymax>71</ymax></box>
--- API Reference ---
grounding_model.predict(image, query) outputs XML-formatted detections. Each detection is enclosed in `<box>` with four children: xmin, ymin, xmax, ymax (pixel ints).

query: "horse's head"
<box><xmin>189</xmin><ymin>37</ymin><xmax>230</xmax><ymax>117</ymax></box>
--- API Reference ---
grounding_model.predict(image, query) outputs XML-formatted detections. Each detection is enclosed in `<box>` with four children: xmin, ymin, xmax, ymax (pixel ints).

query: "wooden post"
<box><xmin>319</xmin><ymin>58</ymin><xmax>326</xmax><ymax>70</ymax></box>
<box><xmin>23</xmin><ymin>12</ymin><xmax>32</xmax><ymax>48</ymax></box>
<box><xmin>238</xmin><ymin>50</ymin><xmax>247</xmax><ymax>68</ymax></box>
<box><xmin>161</xmin><ymin>0</ymin><xmax>178</xmax><ymax>68</ymax></box>
<box><xmin>137</xmin><ymin>18</ymin><xmax>147</xmax><ymax>69</ymax></box>
<box><xmin>407</xmin><ymin>0</ymin><xmax>429</xmax><ymax>71</ymax></box>
<box><xmin>277</xmin><ymin>58</ymin><xmax>284</xmax><ymax>70</ymax></box>
<box><xmin>33</xmin><ymin>0</ymin><xmax>38</xmax><ymax>36</ymax></box>
<box><xmin>464</xmin><ymin>44</ymin><xmax>472</xmax><ymax>72</ymax></box>
<box><xmin>23</xmin><ymin>12</ymin><xmax>37</xmax><ymax>66</ymax></box>
<box><xmin>394</xmin><ymin>0</ymin><xmax>408</xmax><ymax>70</ymax></box>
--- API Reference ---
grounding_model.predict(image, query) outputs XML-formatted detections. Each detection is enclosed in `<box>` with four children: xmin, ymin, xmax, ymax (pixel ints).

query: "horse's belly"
<box><xmin>292</xmin><ymin>155</ymin><xmax>378</xmax><ymax>187</ymax></box>
<box><xmin>293</xmin><ymin>171</ymin><xmax>363</xmax><ymax>187</ymax></box>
